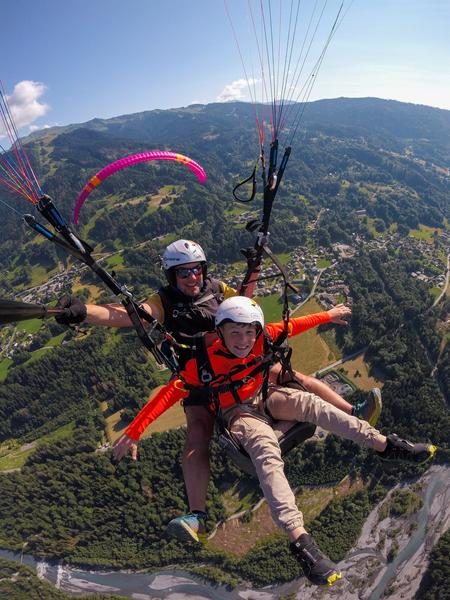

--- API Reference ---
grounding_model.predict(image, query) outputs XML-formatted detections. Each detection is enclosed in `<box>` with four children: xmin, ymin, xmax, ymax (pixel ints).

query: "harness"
<box><xmin>159</xmin><ymin>278</ymin><xmax>224</xmax><ymax>339</ymax></box>
<box><xmin>158</xmin><ymin>278</ymin><xmax>225</xmax><ymax>368</ymax></box>
<box><xmin>190</xmin><ymin>328</ymin><xmax>293</xmax><ymax>424</ymax></box>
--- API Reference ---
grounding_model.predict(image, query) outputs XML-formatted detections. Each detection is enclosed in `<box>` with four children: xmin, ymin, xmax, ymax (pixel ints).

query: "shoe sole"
<box><xmin>425</xmin><ymin>445</ymin><xmax>438</xmax><ymax>462</ymax></box>
<box><xmin>326</xmin><ymin>571</ymin><xmax>342</xmax><ymax>586</ymax></box>
<box><xmin>311</xmin><ymin>570</ymin><xmax>343</xmax><ymax>586</ymax></box>
<box><xmin>368</xmin><ymin>389</ymin><xmax>382</xmax><ymax>427</ymax></box>
<box><xmin>166</xmin><ymin>520</ymin><xmax>205</xmax><ymax>544</ymax></box>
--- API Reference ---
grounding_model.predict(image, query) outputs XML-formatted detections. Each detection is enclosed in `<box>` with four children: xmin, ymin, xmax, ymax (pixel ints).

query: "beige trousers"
<box><xmin>228</xmin><ymin>384</ymin><xmax>384</xmax><ymax>533</ymax></box>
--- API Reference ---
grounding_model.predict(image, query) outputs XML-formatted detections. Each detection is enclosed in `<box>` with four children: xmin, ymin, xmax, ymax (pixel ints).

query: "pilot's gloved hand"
<box><xmin>55</xmin><ymin>294</ymin><xmax>87</xmax><ymax>325</ymax></box>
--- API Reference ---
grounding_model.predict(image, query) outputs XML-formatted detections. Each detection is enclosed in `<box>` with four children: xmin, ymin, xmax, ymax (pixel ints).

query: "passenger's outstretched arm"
<box><xmin>268</xmin><ymin>304</ymin><xmax>351</xmax><ymax>339</ymax></box>
<box><xmin>112</xmin><ymin>378</ymin><xmax>188</xmax><ymax>461</ymax></box>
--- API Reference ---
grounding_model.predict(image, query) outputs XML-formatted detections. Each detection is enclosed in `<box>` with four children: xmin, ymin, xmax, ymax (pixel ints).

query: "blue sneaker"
<box><xmin>352</xmin><ymin>388</ymin><xmax>382</xmax><ymax>426</ymax></box>
<box><xmin>166</xmin><ymin>511</ymin><xmax>207</xmax><ymax>543</ymax></box>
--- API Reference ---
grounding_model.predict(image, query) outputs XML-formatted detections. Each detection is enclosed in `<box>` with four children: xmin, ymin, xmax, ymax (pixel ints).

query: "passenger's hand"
<box><xmin>131</xmin><ymin>442</ymin><xmax>138</xmax><ymax>461</ymax></box>
<box><xmin>327</xmin><ymin>303</ymin><xmax>351</xmax><ymax>325</ymax></box>
<box><xmin>112</xmin><ymin>434</ymin><xmax>137</xmax><ymax>462</ymax></box>
<box><xmin>55</xmin><ymin>294</ymin><xmax>87</xmax><ymax>325</ymax></box>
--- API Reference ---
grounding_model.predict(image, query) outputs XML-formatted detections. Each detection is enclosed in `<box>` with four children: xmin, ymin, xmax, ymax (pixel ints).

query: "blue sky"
<box><xmin>2</xmin><ymin>0</ymin><xmax>450</xmax><ymax>135</ymax></box>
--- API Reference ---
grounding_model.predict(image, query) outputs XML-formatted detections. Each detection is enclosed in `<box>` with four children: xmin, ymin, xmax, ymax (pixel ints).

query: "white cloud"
<box><xmin>5</xmin><ymin>80</ymin><xmax>50</xmax><ymax>130</ymax></box>
<box><xmin>29</xmin><ymin>123</ymin><xmax>52</xmax><ymax>133</ymax></box>
<box><xmin>216</xmin><ymin>78</ymin><xmax>259</xmax><ymax>102</ymax></box>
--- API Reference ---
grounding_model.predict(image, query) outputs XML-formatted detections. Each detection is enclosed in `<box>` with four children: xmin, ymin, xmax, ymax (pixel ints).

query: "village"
<box><xmin>1</xmin><ymin>213</ymin><xmax>449</xmax><ymax>368</ymax></box>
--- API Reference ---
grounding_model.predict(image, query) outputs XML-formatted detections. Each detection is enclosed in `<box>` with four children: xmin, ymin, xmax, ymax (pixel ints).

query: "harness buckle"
<box><xmin>200</xmin><ymin>369</ymin><xmax>213</xmax><ymax>383</ymax></box>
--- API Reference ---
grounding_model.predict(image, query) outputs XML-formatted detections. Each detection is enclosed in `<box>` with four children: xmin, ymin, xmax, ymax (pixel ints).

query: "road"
<box><xmin>432</xmin><ymin>251</ymin><xmax>450</xmax><ymax>308</ymax></box>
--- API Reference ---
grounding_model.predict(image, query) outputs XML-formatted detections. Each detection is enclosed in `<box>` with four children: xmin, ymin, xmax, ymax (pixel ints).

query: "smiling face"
<box><xmin>220</xmin><ymin>322</ymin><xmax>258</xmax><ymax>358</ymax></box>
<box><xmin>174</xmin><ymin>261</ymin><xmax>204</xmax><ymax>297</ymax></box>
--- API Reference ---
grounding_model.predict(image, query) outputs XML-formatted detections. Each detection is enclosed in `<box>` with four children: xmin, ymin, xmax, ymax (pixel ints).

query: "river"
<box><xmin>1</xmin><ymin>465</ymin><xmax>449</xmax><ymax>599</ymax></box>
<box><xmin>369</xmin><ymin>471</ymin><xmax>445</xmax><ymax>599</ymax></box>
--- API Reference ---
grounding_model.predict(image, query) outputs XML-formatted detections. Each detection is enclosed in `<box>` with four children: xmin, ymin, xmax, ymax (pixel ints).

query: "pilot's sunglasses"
<box><xmin>175</xmin><ymin>265</ymin><xmax>203</xmax><ymax>279</ymax></box>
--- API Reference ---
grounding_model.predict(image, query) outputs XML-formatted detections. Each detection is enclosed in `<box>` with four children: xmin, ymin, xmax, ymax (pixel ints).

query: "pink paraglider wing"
<box><xmin>73</xmin><ymin>150</ymin><xmax>207</xmax><ymax>224</ymax></box>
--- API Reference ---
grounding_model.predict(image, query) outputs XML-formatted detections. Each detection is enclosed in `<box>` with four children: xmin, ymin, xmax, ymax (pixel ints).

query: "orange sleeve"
<box><xmin>125</xmin><ymin>378</ymin><xmax>188</xmax><ymax>441</ymax></box>
<box><xmin>267</xmin><ymin>311</ymin><xmax>331</xmax><ymax>339</ymax></box>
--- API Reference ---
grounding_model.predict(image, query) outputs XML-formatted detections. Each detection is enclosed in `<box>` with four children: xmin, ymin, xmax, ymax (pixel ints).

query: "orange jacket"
<box><xmin>126</xmin><ymin>311</ymin><xmax>331</xmax><ymax>440</ymax></box>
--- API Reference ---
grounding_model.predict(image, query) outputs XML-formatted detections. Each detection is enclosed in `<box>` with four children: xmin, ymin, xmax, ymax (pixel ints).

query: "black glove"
<box><xmin>55</xmin><ymin>294</ymin><xmax>87</xmax><ymax>325</ymax></box>
<box><xmin>241</xmin><ymin>247</ymin><xmax>262</xmax><ymax>271</ymax></box>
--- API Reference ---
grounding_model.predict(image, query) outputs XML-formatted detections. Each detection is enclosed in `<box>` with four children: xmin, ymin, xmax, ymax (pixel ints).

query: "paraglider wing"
<box><xmin>72</xmin><ymin>150</ymin><xmax>207</xmax><ymax>224</ymax></box>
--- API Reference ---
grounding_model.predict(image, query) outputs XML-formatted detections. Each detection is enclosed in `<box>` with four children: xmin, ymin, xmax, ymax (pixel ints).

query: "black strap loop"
<box><xmin>232</xmin><ymin>165</ymin><xmax>257</xmax><ymax>203</ymax></box>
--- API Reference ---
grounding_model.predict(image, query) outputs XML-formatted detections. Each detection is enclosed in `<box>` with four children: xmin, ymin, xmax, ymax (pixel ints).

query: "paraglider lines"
<box><xmin>0</xmin><ymin>81</ymin><xmax>42</xmax><ymax>204</ymax></box>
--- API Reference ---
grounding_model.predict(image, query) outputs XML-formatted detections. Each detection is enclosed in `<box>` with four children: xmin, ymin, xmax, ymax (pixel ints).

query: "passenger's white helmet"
<box><xmin>162</xmin><ymin>239</ymin><xmax>206</xmax><ymax>270</ymax></box>
<box><xmin>215</xmin><ymin>297</ymin><xmax>264</xmax><ymax>328</ymax></box>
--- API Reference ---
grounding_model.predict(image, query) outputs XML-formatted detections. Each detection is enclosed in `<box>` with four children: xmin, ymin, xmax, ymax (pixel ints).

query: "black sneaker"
<box><xmin>290</xmin><ymin>533</ymin><xmax>342</xmax><ymax>586</ymax></box>
<box><xmin>378</xmin><ymin>434</ymin><xmax>437</xmax><ymax>464</ymax></box>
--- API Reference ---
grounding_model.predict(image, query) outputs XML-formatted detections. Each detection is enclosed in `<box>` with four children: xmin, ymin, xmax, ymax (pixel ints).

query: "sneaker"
<box><xmin>166</xmin><ymin>511</ymin><xmax>207</xmax><ymax>543</ymax></box>
<box><xmin>290</xmin><ymin>533</ymin><xmax>342</xmax><ymax>586</ymax></box>
<box><xmin>378</xmin><ymin>434</ymin><xmax>437</xmax><ymax>464</ymax></box>
<box><xmin>352</xmin><ymin>388</ymin><xmax>382</xmax><ymax>426</ymax></box>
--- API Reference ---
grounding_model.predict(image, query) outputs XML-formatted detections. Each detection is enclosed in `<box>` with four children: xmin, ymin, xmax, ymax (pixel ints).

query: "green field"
<box><xmin>257</xmin><ymin>293</ymin><xmax>285</xmax><ymax>322</ymax></box>
<box><xmin>24</xmin><ymin>332</ymin><xmax>66</xmax><ymax>366</ymax></box>
<box><xmin>0</xmin><ymin>422</ymin><xmax>76</xmax><ymax>471</ymax></box>
<box><xmin>17</xmin><ymin>318</ymin><xmax>43</xmax><ymax>334</ymax></box>
<box><xmin>104</xmin><ymin>253</ymin><xmax>125</xmax><ymax>269</ymax></box>
<box><xmin>258</xmin><ymin>296</ymin><xmax>341</xmax><ymax>374</ymax></box>
<box><xmin>289</xmin><ymin>298</ymin><xmax>340</xmax><ymax>374</ymax></box>
<box><xmin>0</xmin><ymin>358</ymin><xmax>13</xmax><ymax>382</ymax></box>
<box><xmin>430</xmin><ymin>286</ymin><xmax>442</xmax><ymax>298</ymax></box>
<box><xmin>30</xmin><ymin>264</ymin><xmax>53</xmax><ymax>286</ymax></box>
<box><xmin>317</xmin><ymin>258</ymin><xmax>332</xmax><ymax>269</ymax></box>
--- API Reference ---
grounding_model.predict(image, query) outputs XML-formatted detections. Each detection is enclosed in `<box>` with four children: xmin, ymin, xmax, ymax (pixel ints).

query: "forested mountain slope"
<box><xmin>0</xmin><ymin>98</ymin><xmax>449</xmax><ymax>593</ymax></box>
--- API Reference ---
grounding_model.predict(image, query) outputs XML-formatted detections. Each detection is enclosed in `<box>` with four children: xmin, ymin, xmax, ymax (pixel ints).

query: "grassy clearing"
<box><xmin>224</xmin><ymin>205</ymin><xmax>257</xmax><ymax>217</ymax></box>
<box><xmin>71</xmin><ymin>280</ymin><xmax>104</xmax><ymax>301</ymax></box>
<box><xmin>430</xmin><ymin>286</ymin><xmax>442</xmax><ymax>298</ymax></box>
<box><xmin>0</xmin><ymin>422</ymin><xmax>75</xmax><ymax>471</ymax></box>
<box><xmin>317</xmin><ymin>258</ymin><xmax>332</xmax><ymax>268</ymax></box>
<box><xmin>24</xmin><ymin>347</ymin><xmax>52</xmax><ymax>364</ymax></box>
<box><xmin>319</xmin><ymin>328</ymin><xmax>341</xmax><ymax>358</ymax></box>
<box><xmin>289</xmin><ymin>298</ymin><xmax>339</xmax><ymax>374</ymax></box>
<box><xmin>103</xmin><ymin>387</ymin><xmax>186</xmax><ymax>443</ymax></box>
<box><xmin>0</xmin><ymin>358</ymin><xmax>13</xmax><ymax>382</ymax></box>
<box><xmin>365</xmin><ymin>217</ymin><xmax>382</xmax><ymax>238</ymax></box>
<box><xmin>142</xmin><ymin>185</ymin><xmax>183</xmax><ymax>217</ymax></box>
<box><xmin>338</xmin><ymin>353</ymin><xmax>384</xmax><ymax>390</ymax></box>
<box><xmin>46</xmin><ymin>332</ymin><xmax>66</xmax><ymax>347</ymax></box>
<box><xmin>104</xmin><ymin>253</ymin><xmax>125</xmax><ymax>269</ymax></box>
<box><xmin>208</xmin><ymin>475</ymin><xmax>364</xmax><ymax>556</ymax></box>
<box><xmin>276</xmin><ymin>252</ymin><xmax>291</xmax><ymax>265</ymax></box>
<box><xmin>258</xmin><ymin>293</ymin><xmax>284</xmax><ymax>322</ymax></box>
<box><xmin>0</xmin><ymin>445</ymin><xmax>35</xmax><ymax>470</ymax></box>
<box><xmin>220</xmin><ymin>480</ymin><xmax>260</xmax><ymax>516</ymax></box>
<box><xmin>290</xmin><ymin>328</ymin><xmax>332</xmax><ymax>374</ymax></box>
<box><xmin>78</xmin><ymin>202</ymin><xmax>111</xmax><ymax>239</ymax></box>
<box><xmin>29</xmin><ymin>264</ymin><xmax>58</xmax><ymax>287</ymax></box>
<box><xmin>24</xmin><ymin>332</ymin><xmax>66</xmax><ymax>366</ymax></box>
<box><xmin>409</xmin><ymin>224</ymin><xmax>440</xmax><ymax>242</ymax></box>
<box><xmin>17</xmin><ymin>319</ymin><xmax>43</xmax><ymax>334</ymax></box>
